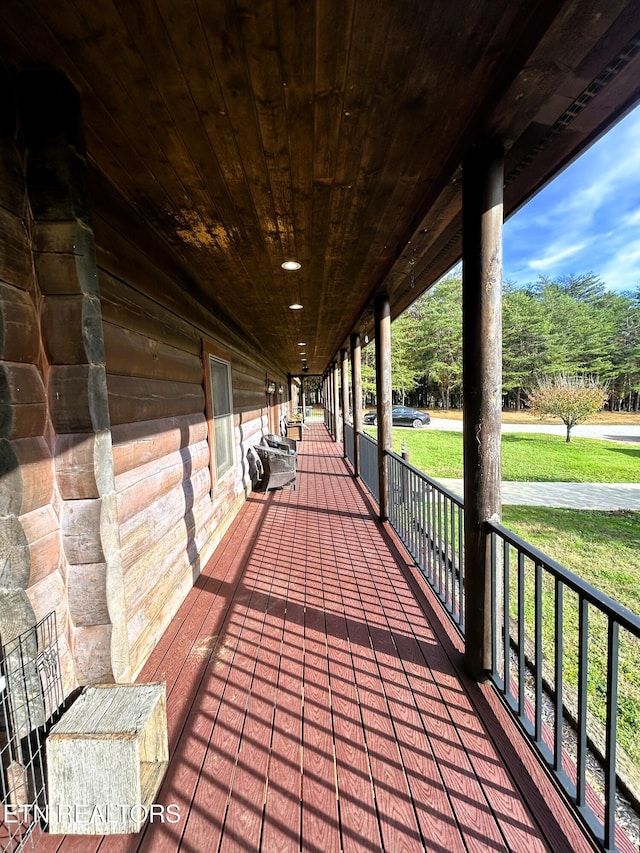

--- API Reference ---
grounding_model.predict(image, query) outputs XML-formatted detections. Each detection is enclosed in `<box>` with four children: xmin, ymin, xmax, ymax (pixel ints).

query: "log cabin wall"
<box><xmin>0</xmin><ymin>68</ymin><xmax>114</xmax><ymax>695</ymax></box>
<box><xmin>90</xmin><ymin>162</ymin><xmax>289</xmax><ymax>681</ymax></box>
<box><xmin>0</xmin><ymin>71</ymin><xmax>75</xmax><ymax>689</ymax></box>
<box><xmin>1</xmin><ymin>66</ymin><xmax>290</xmax><ymax>688</ymax></box>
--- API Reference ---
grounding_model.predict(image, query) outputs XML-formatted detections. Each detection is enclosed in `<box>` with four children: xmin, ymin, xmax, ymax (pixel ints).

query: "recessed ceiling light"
<box><xmin>298</xmin><ymin>341</ymin><xmax>306</xmax><ymax>346</ymax></box>
<box><xmin>281</xmin><ymin>260</ymin><xmax>301</xmax><ymax>270</ymax></box>
<box><xmin>288</xmin><ymin>303</ymin><xmax>303</xmax><ymax>310</ymax></box>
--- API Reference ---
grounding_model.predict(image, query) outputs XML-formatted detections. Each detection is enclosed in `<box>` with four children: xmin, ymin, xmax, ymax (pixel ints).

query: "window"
<box><xmin>203</xmin><ymin>342</ymin><xmax>235</xmax><ymax>484</ymax></box>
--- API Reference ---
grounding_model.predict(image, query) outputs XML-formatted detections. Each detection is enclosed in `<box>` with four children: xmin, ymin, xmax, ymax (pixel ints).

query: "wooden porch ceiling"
<box><xmin>38</xmin><ymin>425</ymin><xmax>600</xmax><ymax>852</ymax></box>
<box><xmin>1</xmin><ymin>1</ymin><xmax>640</xmax><ymax>374</ymax></box>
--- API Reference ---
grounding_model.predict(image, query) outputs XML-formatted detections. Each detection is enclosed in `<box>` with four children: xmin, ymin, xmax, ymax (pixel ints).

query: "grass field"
<box><xmin>366</xmin><ymin>427</ymin><xmax>640</xmax><ymax>483</ymax></box>
<box><xmin>428</xmin><ymin>408</ymin><xmax>640</xmax><ymax>426</ymax></box>
<box><xmin>502</xmin><ymin>507</ymin><xmax>640</xmax><ymax>769</ymax></box>
<box><xmin>501</xmin><ymin>507</ymin><xmax>639</xmax><ymax>606</ymax></box>
<box><xmin>363</xmin><ymin>420</ymin><xmax>640</xmax><ymax>764</ymax></box>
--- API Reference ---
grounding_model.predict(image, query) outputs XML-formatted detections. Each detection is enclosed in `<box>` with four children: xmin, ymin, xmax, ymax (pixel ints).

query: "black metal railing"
<box><xmin>387</xmin><ymin>450</ymin><xmax>465</xmax><ymax>631</ymax></box>
<box><xmin>358</xmin><ymin>431</ymin><xmax>379</xmax><ymax>503</ymax></box>
<box><xmin>345</xmin><ymin>425</ymin><xmax>639</xmax><ymax>853</ymax></box>
<box><xmin>344</xmin><ymin>421</ymin><xmax>355</xmax><ymax>466</ymax></box>
<box><xmin>488</xmin><ymin>522</ymin><xmax>640</xmax><ymax>853</ymax></box>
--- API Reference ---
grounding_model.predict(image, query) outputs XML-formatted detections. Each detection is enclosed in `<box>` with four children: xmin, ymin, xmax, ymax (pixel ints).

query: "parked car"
<box><xmin>363</xmin><ymin>406</ymin><xmax>431</xmax><ymax>428</ymax></box>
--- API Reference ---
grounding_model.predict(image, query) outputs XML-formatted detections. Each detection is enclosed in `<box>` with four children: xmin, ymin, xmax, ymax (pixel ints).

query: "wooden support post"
<box><xmin>462</xmin><ymin>143</ymin><xmax>504</xmax><ymax>680</ymax></box>
<box><xmin>350</xmin><ymin>332</ymin><xmax>362</xmax><ymax>477</ymax></box>
<box><xmin>301</xmin><ymin>382</ymin><xmax>307</xmax><ymax>422</ymax></box>
<box><xmin>340</xmin><ymin>348</ymin><xmax>349</xmax><ymax>457</ymax></box>
<box><xmin>322</xmin><ymin>373</ymin><xmax>327</xmax><ymax>429</ymax></box>
<box><xmin>323</xmin><ymin>373</ymin><xmax>329</xmax><ymax>431</ymax></box>
<box><xmin>332</xmin><ymin>360</ymin><xmax>340</xmax><ymax>442</ymax></box>
<box><xmin>374</xmin><ymin>294</ymin><xmax>392</xmax><ymax>521</ymax></box>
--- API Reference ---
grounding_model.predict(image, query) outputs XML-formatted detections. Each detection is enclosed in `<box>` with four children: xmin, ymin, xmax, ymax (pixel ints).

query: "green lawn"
<box><xmin>366</xmin><ymin>424</ymin><xmax>640</xmax><ymax>767</ymax></box>
<box><xmin>364</xmin><ymin>426</ymin><xmax>640</xmax><ymax>482</ymax></box>
<box><xmin>501</xmin><ymin>507</ymin><xmax>640</xmax><ymax>608</ymax></box>
<box><xmin>502</xmin><ymin>507</ymin><xmax>640</xmax><ymax>770</ymax></box>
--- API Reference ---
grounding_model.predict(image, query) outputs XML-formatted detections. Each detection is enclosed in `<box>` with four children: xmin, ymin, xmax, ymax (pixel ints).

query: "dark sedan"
<box><xmin>363</xmin><ymin>406</ymin><xmax>431</xmax><ymax>428</ymax></box>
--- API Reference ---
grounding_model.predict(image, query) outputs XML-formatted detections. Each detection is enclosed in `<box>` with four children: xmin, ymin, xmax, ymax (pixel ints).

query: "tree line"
<box><xmin>361</xmin><ymin>273</ymin><xmax>640</xmax><ymax>411</ymax></box>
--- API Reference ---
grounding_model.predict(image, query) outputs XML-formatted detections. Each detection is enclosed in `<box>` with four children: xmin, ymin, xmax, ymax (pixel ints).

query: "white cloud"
<box><xmin>504</xmin><ymin>105</ymin><xmax>640</xmax><ymax>291</ymax></box>
<box><xmin>621</xmin><ymin>208</ymin><xmax>640</xmax><ymax>228</ymax></box>
<box><xmin>529</xmin><ymin>243</ymin><xmax>587</xmax><ymax>271</ymax></box>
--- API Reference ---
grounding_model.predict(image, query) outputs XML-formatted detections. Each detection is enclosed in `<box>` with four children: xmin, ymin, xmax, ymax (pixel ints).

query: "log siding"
<box><xmin>94</xmin><ymin>203</ymin><xmax>289</xmax><ymax>679</ymax></box>
<box><xmin>1</xmin><ymin>68</ymin><xmax>292</xmax><ymax>690</ymax></box>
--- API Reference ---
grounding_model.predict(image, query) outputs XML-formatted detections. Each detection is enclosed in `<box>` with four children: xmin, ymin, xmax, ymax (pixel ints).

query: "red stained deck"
<box><xmin>41</xmin><ymin>425</ymin><xmax>599</xmax><ymax>853</ymax></box>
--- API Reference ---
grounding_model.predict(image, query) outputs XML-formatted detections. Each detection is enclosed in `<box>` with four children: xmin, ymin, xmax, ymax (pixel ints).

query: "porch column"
<box><xmin>301</xmin><ymin>382</ymin><xmax>307</xmax><ymax>422</ymax></box>
<box><xmin>328</xmin><ymin>367</ymin><xmax>333</xmax><ymax>436</ymax></box>
<box><xmin>340</xmin><ymin>348</ymin><xmax>349</xmax><ymax>457</ymax></box>
<box><xmin>323</xmin><ymin>372</ymin><xmax>329</xmax><ymax>430</ymax></box>
<box><xmin>374</xmin><ymin>294</ymin><xmax>392</xmax><ymax>521</ymax></box>
<box><xmin>332</xmin><ymin>359</ymin><xmax>340</xmax><ymax>442</ymax></box>
<box><xmin>288</xmin><ymin>373</ymin><xmax>294</xmax><ymax>414</ymax></box>
<box><xmin>462</xmin><ymin>143</ymin><xmax>504</xmax><ymax>680</ymax></box>
<box><xmin>350</xmin><ymin>332</ymin><xmax>362</xmax><ymax>477</ymax></box>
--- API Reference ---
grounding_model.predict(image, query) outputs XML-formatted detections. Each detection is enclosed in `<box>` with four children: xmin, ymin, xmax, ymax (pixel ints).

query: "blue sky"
<box><xmin>503</xmin><ymin>104</ymin><xmax>640</xmax><ymax>293</ymax></box>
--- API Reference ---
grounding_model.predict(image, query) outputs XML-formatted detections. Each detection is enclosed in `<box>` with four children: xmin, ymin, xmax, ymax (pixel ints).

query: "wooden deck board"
<box><xmin>260</xmin><ymin>553</ymin><xmax>304</xmax><ymax>853</ymax></box>
<box><xmin>37</xmin><ymin>424</ymin><xmax>604</xmax><ymax>853</ymax></box>
<box><xmin>177</xmin><ymin>555</ymin><xmax>270</xmax><ymax>851</ymax></box>
<box><xmin>221</xmin><ymin>558</ymin><xmax>286</xmax><ymax>852</ymax></box>
<box><xmin>325</xmin><ymin>608</ymin><xmax>383</xmax><ymax>853</ymax></box>
<box><xmin>135</xmin><ymin>500</ymin><xmax>271</xmax><ymax>853</ymax></box>
<box><xmin>300</xmin><ymin>506</ymin><xmax>341</xmax><ymax>853</ymax></box>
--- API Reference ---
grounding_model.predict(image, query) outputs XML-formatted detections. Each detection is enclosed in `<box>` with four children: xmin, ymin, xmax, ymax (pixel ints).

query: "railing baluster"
<box><xmin>534</xmin><ymin>561</ymin><xmax>543</xmax><ymax>746</ymax></box>
<box><xmin>402</xmin><ymin>462</ymin><xmax>407</xmax><ymax>542</ymax></box>
<box><xmin>577</xmin><ymin>596</ymin><xmax>589</xmax><ymax>808</ymax></box>
<box><xmin>503</xmin><ymin>538</ymin><xmax>510</xmax><ymax>702</ymax></box>
<box><xmin>490</xmin><ymin>531</ymin><xmax>497</xmax><ymax>677</ymax></box>
<box><xmin>428</xmin><ymin>484</ymin><xmax>436</xmax><ymax>589</ymax></box>
<box><xmin>451</xmin><ymin>503</ymin><xmax>457</xmax><ymax>618</ymax></box>
<box><xmin>604</xmin><ymin>620</ymin><xmax>619</xmax><ymax>852</ymax></box>
<box><xmin>437</xmin><ymin>491</ymin><xmax>443</xmax><ymax>593</ymax></box>
<box><xmin>391</xmin><ymin>455</ymin><xmax>398</xmax><ymax>531</ymax></box>
<box><xmin>554</xmin><ymin>579</ymin><xmax>564</xmax><ymax>773</ymax></box>
<box><xmin>444</xmin><ymin>494</ymin><xmax>450</xmax><ymax>608</ymax></box>
<box><xmin>458</xmin><ymin>504</ymin><xmax>464</xmax><ymax>630</ymax></box>
<box><xmin>419</xmin><ymin>476</ymin><xmax>426</xmax><ymax>572</ymax></box>
<box><xmin>432</xmin><ymin>483</ymin><xmax>437</xmax><ymax>585</ymax></box>
<box><xmin>517</xmin><ymin>551</ymin><xmax>525</xmax><ymax>718</ymax></box>
<box><xmin>410</xmin><ymin>469</ymin><xmax>416</xmax><ymax>559</ymax></box>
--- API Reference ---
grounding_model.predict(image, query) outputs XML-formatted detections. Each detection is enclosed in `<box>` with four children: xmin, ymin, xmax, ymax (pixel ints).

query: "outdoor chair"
<box><xmin>253</xmin><ymin>443</ymin><xmax>296</xmax><ymax>491</ymax></box>
<box><xmin>263</xmin><ymin>433</ymin><xmax>297</xmax><ymax>456</ymax></box>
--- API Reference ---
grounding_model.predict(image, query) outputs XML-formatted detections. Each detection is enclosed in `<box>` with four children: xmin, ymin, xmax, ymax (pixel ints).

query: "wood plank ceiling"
<box><xmin>1</xmin><ymin>0</ymin><xmax>640</xmax><ymax>375</ymax></box>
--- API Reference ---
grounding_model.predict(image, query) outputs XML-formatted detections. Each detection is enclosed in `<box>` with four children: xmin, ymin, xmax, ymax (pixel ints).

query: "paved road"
<box><xmin>434</xmin><ymin>478</ymin><xmax>640</xmax><ymax>510</ymax></box>
<box><xmin>429</xmin><ymin>417</ymin><xmax>640</xmax><ymax>444</ymax></box>
<box><xmin>420</xmin><ymin>418</ymin><xmax>639</xmax><ymax>508</ymax></box>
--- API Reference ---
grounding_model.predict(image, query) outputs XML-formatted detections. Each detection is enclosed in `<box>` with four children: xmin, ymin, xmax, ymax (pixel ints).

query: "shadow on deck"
<box><xmin>42</xmin><ymin>424</ymin><xmax>598</xmax><ymax>853</ymax></box>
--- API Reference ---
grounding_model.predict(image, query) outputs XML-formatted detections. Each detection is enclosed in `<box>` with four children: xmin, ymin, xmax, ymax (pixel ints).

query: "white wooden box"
<box><xmin>46</xmin><ymin>682</ymin><xmax>168</xmax><ymax>834</ymax></box>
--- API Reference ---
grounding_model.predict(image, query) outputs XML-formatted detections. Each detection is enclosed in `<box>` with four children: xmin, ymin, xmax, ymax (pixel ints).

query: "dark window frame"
<box><xmin>203</xmin><ymin>339</ymin><xmax>235</xmax><ymax>490</ymax></box>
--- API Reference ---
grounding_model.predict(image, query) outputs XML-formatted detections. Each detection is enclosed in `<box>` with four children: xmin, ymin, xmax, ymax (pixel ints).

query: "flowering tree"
<box><xmin>527</xmin><ymin>374</ymin><xmax>608</xmax><ymax>442</ymax></box>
